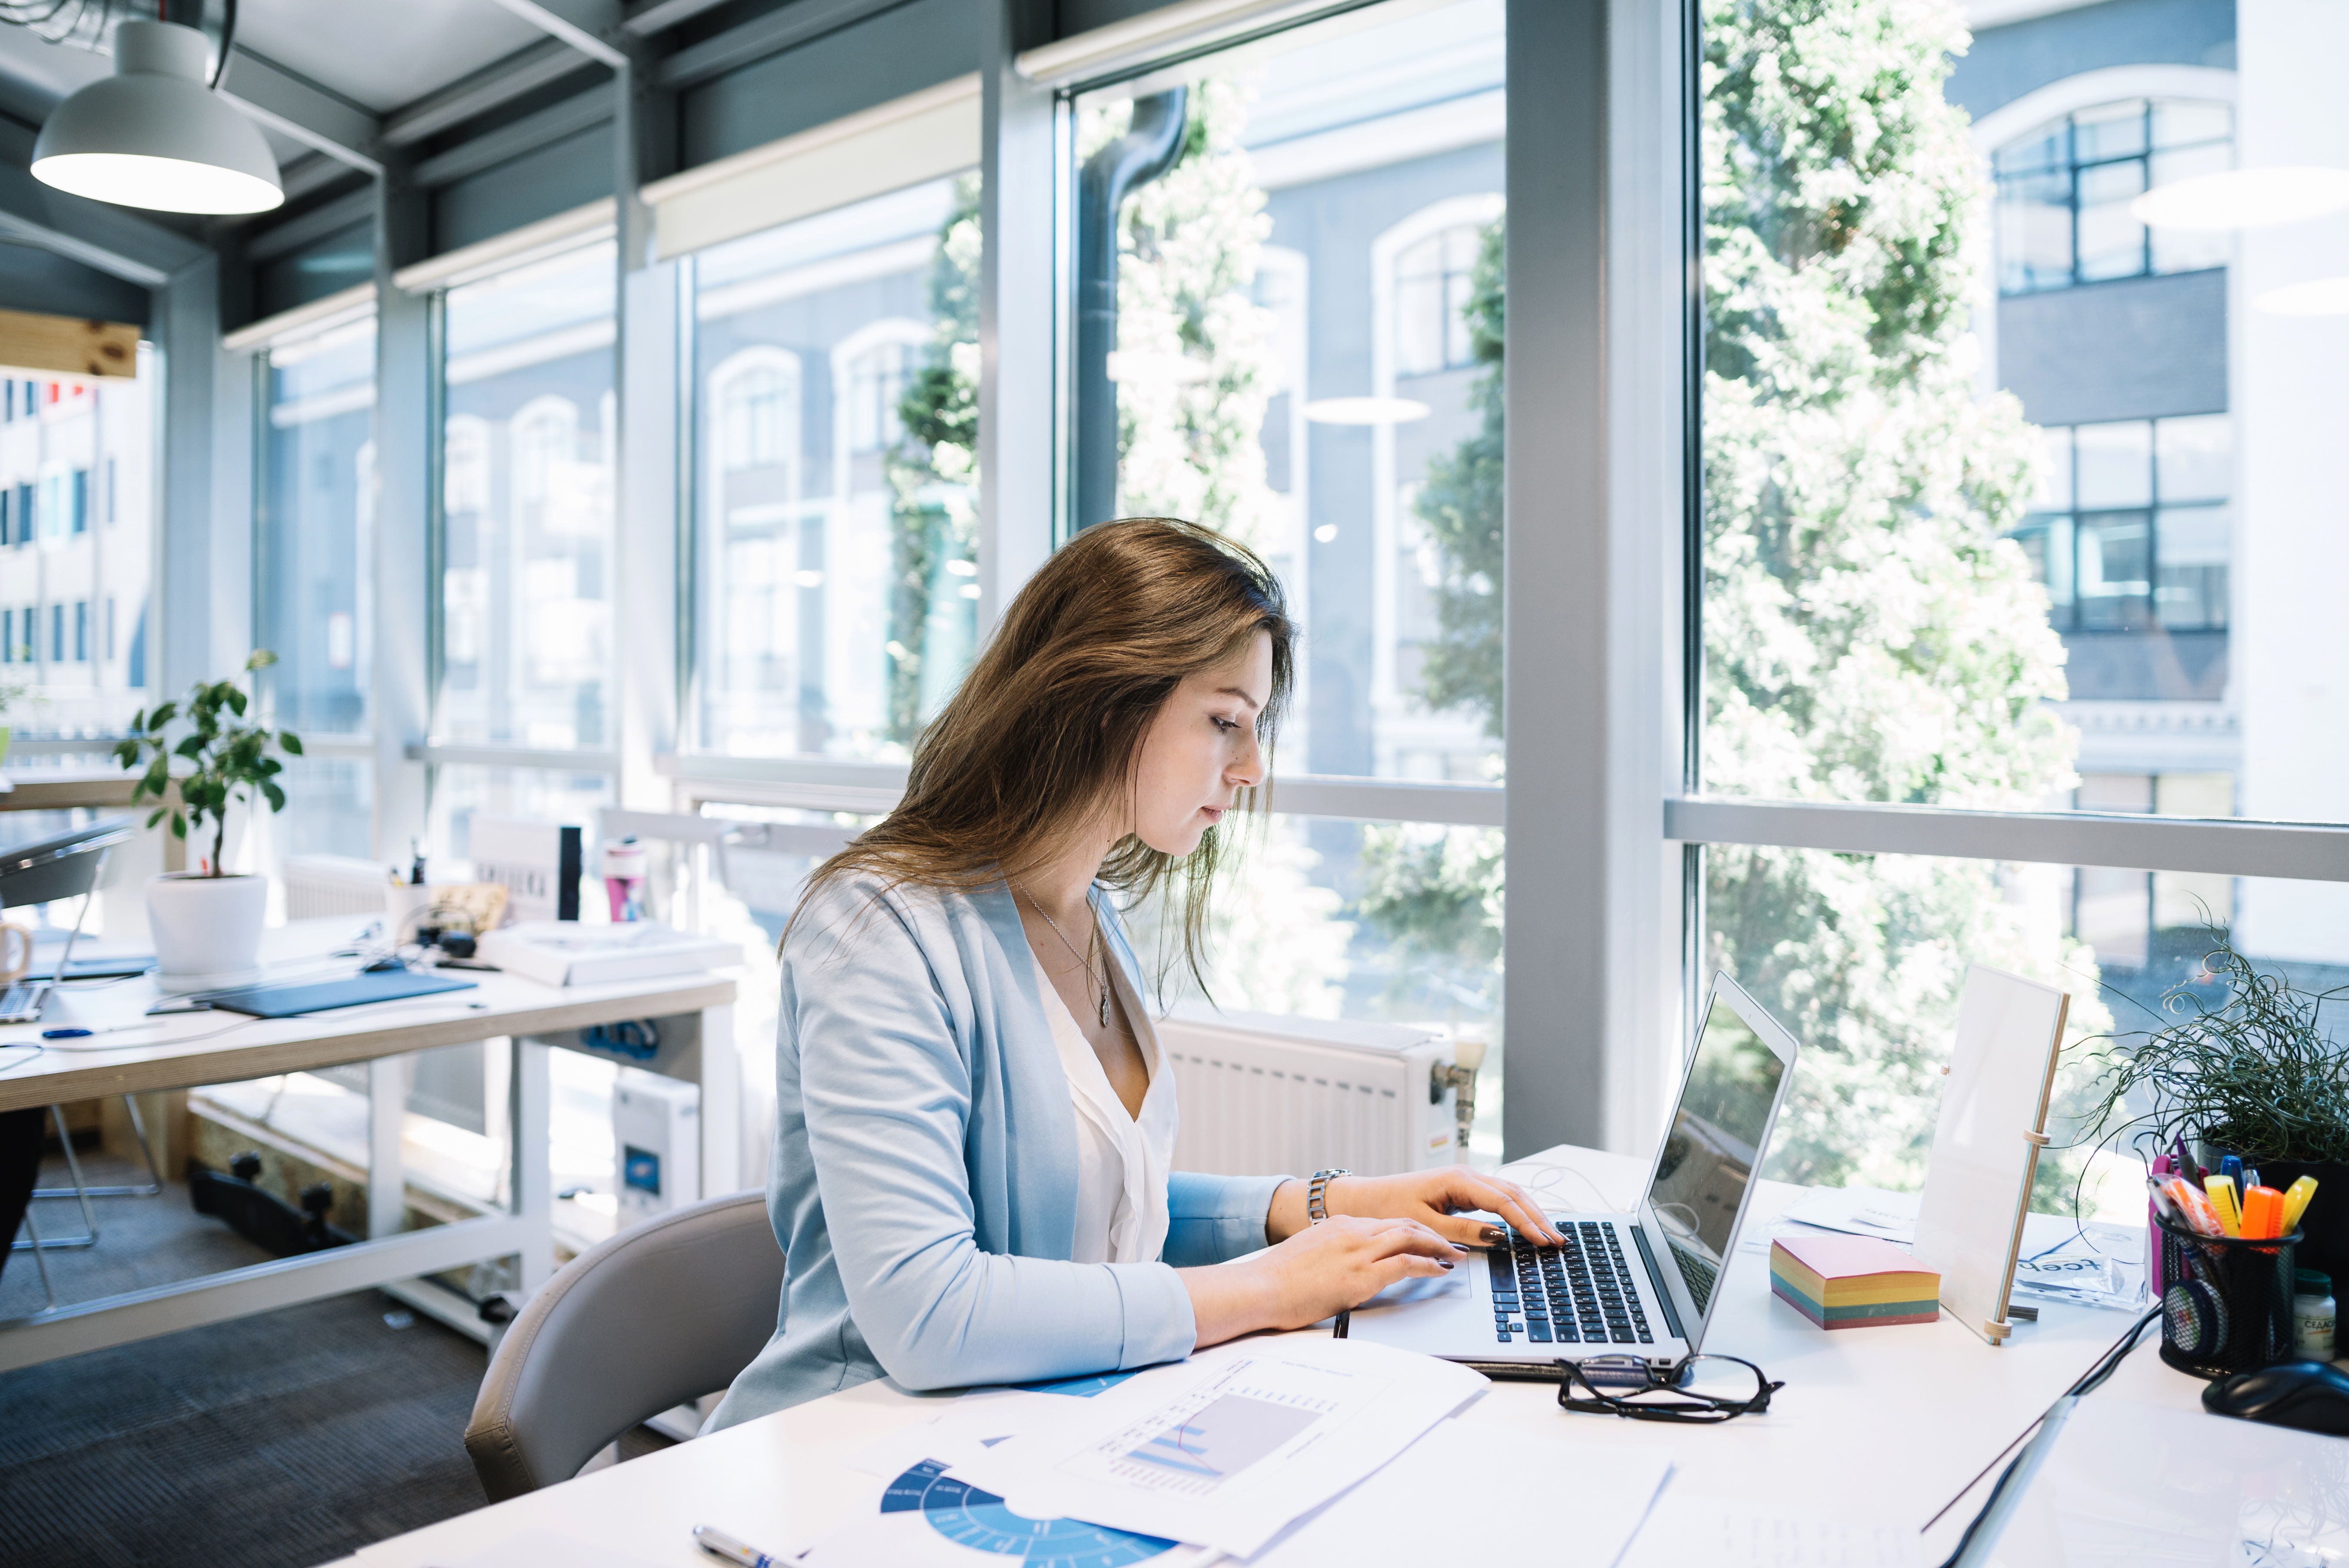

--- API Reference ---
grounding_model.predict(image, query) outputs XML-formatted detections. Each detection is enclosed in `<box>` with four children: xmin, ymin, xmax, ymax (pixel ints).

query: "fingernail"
<box><xmin>1439</xmin><ymin>1260</ymin><xmax>1455</xmax><ymax>1270</ymax></box>
<box><xmin>1479</xmin><ymin>1226</ymin><xmax>1506</xmax><ymax>1246</ymax></box>
<box><xmin>1451</xmin><ymin>1243</ymin><xmax>1470</xmax><ymax>1254</ymax></box>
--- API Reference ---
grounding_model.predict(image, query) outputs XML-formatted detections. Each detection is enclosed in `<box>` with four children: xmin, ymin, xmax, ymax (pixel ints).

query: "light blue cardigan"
<box><xmin>707</xmin><ymin>873</ymin><xmax>1286</xmax><ymax>1427</ymax></box>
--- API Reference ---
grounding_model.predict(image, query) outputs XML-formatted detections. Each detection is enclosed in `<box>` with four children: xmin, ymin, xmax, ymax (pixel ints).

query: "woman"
<box><xmin>710</xmin><ymin>518</ymin><xmax>1559</xmax><ymax>1426</ymax></box>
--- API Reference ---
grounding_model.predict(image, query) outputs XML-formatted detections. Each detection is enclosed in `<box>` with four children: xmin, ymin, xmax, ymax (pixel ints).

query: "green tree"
<box><xmin>1410</xmin><ymin>219</ymin><xmax>1504</xmax><ymax>734</ymax></box>
<box><xmin>1701</xmin><ymin>0</ymin><xmax>2105</xmax><ymax>1189</ymax></box>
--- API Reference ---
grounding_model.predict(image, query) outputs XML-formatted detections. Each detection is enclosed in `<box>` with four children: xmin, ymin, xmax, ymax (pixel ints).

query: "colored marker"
<box><xmin>2282</xmin><ymin>1176</ymin><xmax>2321</xmax><ymax>1233</ymax></box>
<box><xmin>2243</xmin><ymin>1185</ymin><xmax>2284</xmax><ymax>1241</ymax></box>
<box><xmin>2207</xmin><ymin>1174</ymin><xmax>2244</xmax><ymax>1237</ymax></box>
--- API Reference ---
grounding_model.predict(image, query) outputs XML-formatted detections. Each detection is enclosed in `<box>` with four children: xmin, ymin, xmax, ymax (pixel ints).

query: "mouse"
<box><xmin>2203</xmin><ymin>1359</ymin><xmax>2349</xmax><ymax>1435</ymax></box>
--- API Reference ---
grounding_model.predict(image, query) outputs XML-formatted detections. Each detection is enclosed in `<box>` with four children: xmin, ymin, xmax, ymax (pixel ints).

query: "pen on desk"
<box><xmin>694</xmin><ymin>1525</ymin><xmax>782</xmax><ymax>1568</ymax></box>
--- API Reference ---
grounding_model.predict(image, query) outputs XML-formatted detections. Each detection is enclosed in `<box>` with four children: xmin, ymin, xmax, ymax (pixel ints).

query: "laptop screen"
<box><xmin>1644</xmin><ymin>994</ymin><xmax>1787</xmax><ymax>1319</ymax></box>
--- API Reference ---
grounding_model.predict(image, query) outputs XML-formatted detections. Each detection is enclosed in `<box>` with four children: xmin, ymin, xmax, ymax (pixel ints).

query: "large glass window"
<box><xmin>0</xmin><ymin>366</ymin><xmax>155</xmax><ymax>739</ymax></box>
<box><xmin>258</xmin><ymin>313</ymin><xmax>375</xmax><ymax>734</ymax></box>
<box><xmin>1074</xmin><ymin>0</ymin><xmax>1506</xmax><ymax>785</ymax></box>
<box><xmin>437</xmin><ymin>243</ymin><xmax>617</xmax><ymax>751</ymax></box>
<box><xmin>1065</xmin><ymin>0</ymin><xmax>1508</xmax><ymax>1150</ymax></box>
<box><xmin>1693</xmin><ymin>0</ymin><xmax>2348</xmax><ymax>1194</ymax></box>
<box><xmin>689</xmin><ymin>178</ymin><xmax>978</xmax><ymax>761</ymax></box>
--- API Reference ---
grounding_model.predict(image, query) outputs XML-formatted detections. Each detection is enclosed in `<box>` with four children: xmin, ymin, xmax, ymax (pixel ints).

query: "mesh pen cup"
<box><xmin>2156</xmin><ymin>1211</ymin><xmax>2301</xmax><ymax>1379</ymax></box>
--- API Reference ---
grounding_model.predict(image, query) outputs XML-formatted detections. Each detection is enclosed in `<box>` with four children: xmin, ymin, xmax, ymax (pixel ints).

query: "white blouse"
<box><xmin>1034</xmin><ymin>952</ymin><xmax>1178</xmax><ymax>1264</ymax></box>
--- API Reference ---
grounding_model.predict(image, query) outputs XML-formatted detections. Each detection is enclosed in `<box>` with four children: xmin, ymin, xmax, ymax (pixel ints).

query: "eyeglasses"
<box><xmin>1556</xmin><ymin>1353</ymin><xmax>1782</xmax><ymax>1423</ymax></box>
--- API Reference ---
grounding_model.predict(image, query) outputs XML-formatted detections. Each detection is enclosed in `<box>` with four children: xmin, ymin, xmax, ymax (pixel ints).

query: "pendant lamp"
<box><xmin>31</xmin><ymin>20</ymin><xmax>283</xmax><ymax>215</ymax></box>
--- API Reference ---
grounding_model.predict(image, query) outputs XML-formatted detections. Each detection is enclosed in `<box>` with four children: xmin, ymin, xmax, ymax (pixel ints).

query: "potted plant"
<box><xmin>2074</xmin><ymin>922</ymin><xmax>2349</xmax><ymax>1280</ymax></box>
<box><xmin>113</xmin><ymin>650</ymin><xmax>303</xmax><ymax>989</ymax></box>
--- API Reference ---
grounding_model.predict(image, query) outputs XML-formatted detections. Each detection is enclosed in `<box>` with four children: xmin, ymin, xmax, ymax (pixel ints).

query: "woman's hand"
<box><xmin>1181</xmin><ymin>1215</ymin><xmax>1466</xmax><ymax>1348</ymax></box>
<box><xmin>1278</xmin><ymin>1165</ymin><xmax>1564</xmax><ymax>1249</ymax></box>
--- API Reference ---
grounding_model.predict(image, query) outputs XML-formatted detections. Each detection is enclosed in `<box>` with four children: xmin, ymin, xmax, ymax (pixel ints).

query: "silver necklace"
<box><xmin>1013</xmin><ymin>877</ymin><xmax>1109</xmax><ymax>1026</ymax></box>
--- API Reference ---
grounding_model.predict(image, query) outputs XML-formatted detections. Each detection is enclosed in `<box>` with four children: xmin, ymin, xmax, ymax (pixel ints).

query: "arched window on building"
<box><xmin>1994</xmin><ymin>98</ymin><xmax>2231</xmax><ymax>294</ymax></box>
<box><xmin>1392</xmin><ymin>222</ymin><xmax>1486</xmax><ymax>377</ymax></box>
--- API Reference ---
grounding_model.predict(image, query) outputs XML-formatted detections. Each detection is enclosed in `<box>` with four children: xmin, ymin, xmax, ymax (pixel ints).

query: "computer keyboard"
<box><xmin>1488</xmin><ymin>1221</ymin><xmax>1653</xmax><ymax>1347</ymax></box>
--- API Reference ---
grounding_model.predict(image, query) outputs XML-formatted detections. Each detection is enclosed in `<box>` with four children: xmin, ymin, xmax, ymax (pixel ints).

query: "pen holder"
<box><xmin>2155</xmin><ymin>1211</ymin><xmax>2301</xmax><ymax>1379</ymax></box>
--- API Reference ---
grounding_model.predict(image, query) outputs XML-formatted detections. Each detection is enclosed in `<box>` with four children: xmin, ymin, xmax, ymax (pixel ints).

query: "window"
<box><xmin>1995</xmin><ymin>99</ymin><xmax>2231</xmax><ymax>294</ymax></box>
<box><xmin>258</xmin><ymin>311</ymin><xmax>375</xmax><ymax>734</ymax></box>
<box><xmin>73</xmin><ymin>601</ymin><xmax>85</xmax><ymax>662</ymax></box>
<box><xmin>689</xmin><ymin>178</ymin><xmax>975</xmax><ymax>761</ymax></box>
<box><xmin>437</xmin><ymin>242</ymin><xmax>616</xmax><ymax>752</ymax></box>
<box><xmin>1687</xmin><ymin>2</ymin><xmax>2344</xmax><ymax>1203</ymax></box>
<box><xmin>1066</xmin><ymin>0</ymin><xmax>1508</xmax><ymax>1150</ymax></box>
<box><xmin>2005</xmin><ymin>415</ymin><xmax>2230</xmax><ymax>700</ymax></box>
<box><xmin>49</xmin><ymin>603</ymin><xmax>60</xmax><ymax>662</ymax></box>
<box><xmin>4</xmin><ymin>610</ymin><xmax>13</xmax><ymax>663</ymax></box>
<box><xmin>13</xmin><ymin>485</ymin><xmax>28</xmax><ymax>547</ymax></box>
<box><xmin>1393</xmin><ymin>223</ymin><xmax>1484</xmax><ymax>377</ymax></box>
<box><xmin>69</xmin><ymin>469</ymin><xmax>85</xmax><ymax>533</ymax></box>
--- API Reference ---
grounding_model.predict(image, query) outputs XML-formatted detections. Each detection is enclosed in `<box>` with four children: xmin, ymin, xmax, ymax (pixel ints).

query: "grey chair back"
<box><xmin>464</xmin><ymin>1189</ymin><xmax>783</xmax><ymax>1501</ymax></box>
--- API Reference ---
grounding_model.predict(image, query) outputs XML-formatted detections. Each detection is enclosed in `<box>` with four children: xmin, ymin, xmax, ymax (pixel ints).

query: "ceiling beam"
<box><xmin>381</xmin><ymin>39</ymin><xmax>595</xmax><ymax>148</ymax></box>
<box><xmin>488</xmin><ymin>0</ymin><xmax>631</xmax><ymax>69</ymax></box>
<box><xmin>656</xmin><ymin>0</ymin><xmax>911</xmax><ymax>90</ymax></box>
<box><xmin>217</xmin><ymin>48</ymin><xmax>384</xmax><ymax>176</ymax></box>
<box><xmin>620</xmin><ymin>0</ymin><xmax>736</xmax><ymax>34</ymax></box>
<box><xmin>412</xmin><ymin>86</ymin><xmax>612</xmax><ymax>189</ymax></box>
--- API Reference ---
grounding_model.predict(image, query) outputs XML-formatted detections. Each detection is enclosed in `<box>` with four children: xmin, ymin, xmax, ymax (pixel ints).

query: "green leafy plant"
<box><xmin>112</xmin><ymin>650</ymin><xmax>305</xmax><ymax>878</ymax></box>
<box><xmin>2074</xmin><ymin>923</ymin><xmax>2349</xmax><ymax>1165</ymax></box>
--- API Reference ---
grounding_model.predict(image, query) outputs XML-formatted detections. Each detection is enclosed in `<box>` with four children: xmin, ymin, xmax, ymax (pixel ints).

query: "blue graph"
<box><xmin>1018</xmin><ymin>1370</ymin><xmax>1140</xmax><ymax>1399</ymax></box>
<box><xmin>881</xmin><ymin>1459</ymin><xmax>1179</xmax><ymax>1568</ymax></box>
<box><xmin>1123</xmin><ymin>1394</ymin><xmax>1319</xmax><ymax>1483</ymax></box>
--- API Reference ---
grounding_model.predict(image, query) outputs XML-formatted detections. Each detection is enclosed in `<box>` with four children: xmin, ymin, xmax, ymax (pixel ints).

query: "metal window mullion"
<box><xmin>1666</xmin><ymin>797</ymin><xmax>2349</xmax><ymax>883</ymax></box>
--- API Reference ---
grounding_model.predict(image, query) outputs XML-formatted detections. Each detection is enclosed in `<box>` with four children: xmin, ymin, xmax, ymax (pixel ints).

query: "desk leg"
<box><xmin>367</xmin><ymin>1055</ymin><xmax>407</xmax><ymax>1239</ymax></box>
<box><xmin>698</xmin><ymin>1002</ymin><xmax>739</xmax><ymax>1198</ymax></box>
<box><xmin>512</xmin><ymin>1037</ymin><xmax>553</xmax><ymax>1294</ymax></box>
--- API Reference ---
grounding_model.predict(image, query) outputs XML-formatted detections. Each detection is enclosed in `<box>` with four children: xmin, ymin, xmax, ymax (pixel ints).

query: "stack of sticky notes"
<box><xmin>1769</xmin><ymin>1234</ymin><xmax>1941</xmax><ymax>1330</ymax></box>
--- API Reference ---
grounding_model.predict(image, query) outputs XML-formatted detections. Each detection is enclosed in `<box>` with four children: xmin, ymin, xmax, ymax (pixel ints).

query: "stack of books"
<box><xmin>1769</xmin><ymin>1234</ymin><xmax>1940</xmax><ymax>1330</ymax></box>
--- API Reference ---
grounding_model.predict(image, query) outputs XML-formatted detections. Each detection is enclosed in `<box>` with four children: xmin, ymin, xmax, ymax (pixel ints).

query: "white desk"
<box><xmin>0</xmin><ymin>920</ymin><xmax>739</xmax><ymax>1372</ymax></box>
<box><xmin>338</xmin><ymin>1144</ymin><xmax>2214</xmax><ymax>1568</ymax></box>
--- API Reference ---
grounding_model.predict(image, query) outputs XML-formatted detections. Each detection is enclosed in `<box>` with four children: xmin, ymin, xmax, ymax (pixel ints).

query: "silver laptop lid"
<box><xmin>1635</xmin><ymin>973</ymin><xmax>1799</xmax><ymax>1352</ymax></box>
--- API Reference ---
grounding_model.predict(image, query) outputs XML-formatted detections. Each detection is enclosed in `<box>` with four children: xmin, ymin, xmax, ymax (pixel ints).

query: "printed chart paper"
<box><xmin>949</xmin><ymin>1337</ymin><xmax>1486</xmax><ymax>1558</ymax></box>
<box><xmin>847</xmin><ymin>1372</ymin><xmax>1143</xmax><ymax>1479</ymax></box>
<box><xmin>792</xmin><ymin>1459</ymin><xmax>1212</xmax><ymax>1568</ymax></box>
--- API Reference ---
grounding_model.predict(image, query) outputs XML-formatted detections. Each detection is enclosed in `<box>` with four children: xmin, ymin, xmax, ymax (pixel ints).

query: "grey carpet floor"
<box><xmin>0</xmin><ymin>1150</ymin><xmax>664</xmax><ymax>1568</ymax></box>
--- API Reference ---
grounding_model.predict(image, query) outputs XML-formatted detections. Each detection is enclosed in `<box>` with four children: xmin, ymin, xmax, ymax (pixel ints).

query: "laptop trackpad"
<box><xmin>1362</xmin><ymin>1269</ymin><xmax>1468</xmax><ymax>1307</ymax></box>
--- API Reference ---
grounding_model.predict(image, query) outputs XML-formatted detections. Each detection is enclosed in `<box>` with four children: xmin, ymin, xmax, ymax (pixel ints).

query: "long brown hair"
<box><xmin>796</xmin><ymin>516</ymin><xmax>1294</xmax><ymax>990</ymax></box>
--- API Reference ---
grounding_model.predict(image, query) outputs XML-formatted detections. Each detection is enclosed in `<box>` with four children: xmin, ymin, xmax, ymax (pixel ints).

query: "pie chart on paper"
<box><xmin>879</xmin><ymin>1458</ymin><xmax>1185</xmax><ymax>1568</ymax></box>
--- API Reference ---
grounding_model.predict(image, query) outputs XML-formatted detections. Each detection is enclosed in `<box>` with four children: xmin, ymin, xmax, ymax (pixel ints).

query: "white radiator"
<box><xmin>282</xmin><ymin>853</ymin><xmax>394</xmax><ymax>920</ymax></box>
<box><xmin>1159</xmin><ymin>1004</ymin><xmax>1466</xmax><ymax>1178</ymax></box>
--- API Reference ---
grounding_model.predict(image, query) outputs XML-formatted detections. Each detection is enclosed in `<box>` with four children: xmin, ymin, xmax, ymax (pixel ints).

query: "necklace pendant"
<box><xmin>1098</xmin><ymin>989</ymin><xmax>1109</xmax><ymax>1027</ymax></box>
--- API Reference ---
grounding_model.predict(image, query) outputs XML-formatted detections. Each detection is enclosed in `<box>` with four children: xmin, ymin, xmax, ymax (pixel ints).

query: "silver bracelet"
<box><xmin>1307</xmin><ymin>1168</ymin><xmax>1349</xmax><ymax>1225</ymax></box>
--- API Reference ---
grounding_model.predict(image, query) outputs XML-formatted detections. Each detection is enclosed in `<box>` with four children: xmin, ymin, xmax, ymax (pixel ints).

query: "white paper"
<box><xmin>1248</xmin><ymin>1417</ymin><xmax>1672</xmax><ymax>1568</ymax></box>
<box><xmin>846</xmin><ymin>1371</ymin><xmax>1146</xmax><ymax>1478</ymax></box>
<box><xmin>792</xmin><ymin>1459</ymin><xmax>1213</xmax><ymax>1568</ymax></box>
<box><xmin>1615</xmin><ymin>1499</ymin><xmax>1924</xmax><ymax>1568</ymax></box>
<box><xmin>1777</xmin><ymin>1185</ymin><xmax>1920</xmax><ymax>1244</ymax></box>
<box><xmin>947</xmin><ymin>1337</ymin><xmax>1486</xmax><ymax>1559</ymax></box>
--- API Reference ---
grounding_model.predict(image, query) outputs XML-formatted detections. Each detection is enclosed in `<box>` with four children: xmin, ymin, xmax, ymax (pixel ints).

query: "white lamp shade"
<box><xmin>32</xmin><ymin>20</ymin><xmax>282</xmax><ymax>215</ymax></box>
<box><xmin>1301</xmin><ymin>396</ymin><xmax>1432</xmax><ymax>426</ymax></box>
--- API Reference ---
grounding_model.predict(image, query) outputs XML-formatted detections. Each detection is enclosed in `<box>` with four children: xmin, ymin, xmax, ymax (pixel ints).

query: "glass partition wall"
<box><xmin>1065</xmin><ymin>0</ymin><xmax>1510</xmax><ymax>1154</ymax></box>
<box><xmin>1685</xmin><ymin>0</ymin><xmax>2349</xmax><ymax>1213</ymax></box>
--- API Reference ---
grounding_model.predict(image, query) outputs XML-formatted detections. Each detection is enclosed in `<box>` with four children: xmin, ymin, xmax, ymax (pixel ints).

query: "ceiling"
<box><xmin>0</xmin><ymin>0</ymin><xmax>570</xmax><ymax>159</ymax></box>
<box><xmin>231</xmin><ymin>0</ymin><xmax>550</xmax><ymax>116</ymax></box>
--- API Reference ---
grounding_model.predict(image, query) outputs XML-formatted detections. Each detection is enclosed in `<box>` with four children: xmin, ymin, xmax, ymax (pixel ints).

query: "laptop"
<box><xmin>1342</xmin><ymin>973</ymin><xmax>1799</xmax><ymax>1379</ymax></box>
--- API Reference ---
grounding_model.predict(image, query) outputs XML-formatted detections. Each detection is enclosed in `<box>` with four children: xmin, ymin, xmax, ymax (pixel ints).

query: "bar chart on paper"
<box><xmin>1083</xmin><ymin>1360</ymin><xmax>1382</xmax><ymax>1496</ymax></box>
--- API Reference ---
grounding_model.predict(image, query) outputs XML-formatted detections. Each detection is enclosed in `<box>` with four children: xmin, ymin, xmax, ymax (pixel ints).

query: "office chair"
<box><xmin>463</xmin><ymin>1188</ymin><xmax>784</xmax><ymax>1501</ymax></box>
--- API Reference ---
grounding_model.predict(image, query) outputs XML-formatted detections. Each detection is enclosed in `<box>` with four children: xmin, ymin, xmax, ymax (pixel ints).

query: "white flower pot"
<box><xmin>146</xmin><ymin>872</ymin><xmax>268</xmax><ymax>991</ymax></box>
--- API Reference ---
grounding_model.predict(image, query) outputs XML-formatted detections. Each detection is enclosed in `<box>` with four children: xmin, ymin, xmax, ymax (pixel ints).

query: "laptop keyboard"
<box><xmin>1488</xmin><ymin>1221</ymin><xmax>1653</xmax><ymax>1347</ymax></box>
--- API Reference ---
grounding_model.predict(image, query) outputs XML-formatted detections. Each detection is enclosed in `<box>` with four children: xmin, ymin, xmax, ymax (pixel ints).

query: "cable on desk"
<box><xmin>1926</xmin><ymin>1305</ymin><xmax>2163</xmax><ymax>1568</ymax></box>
